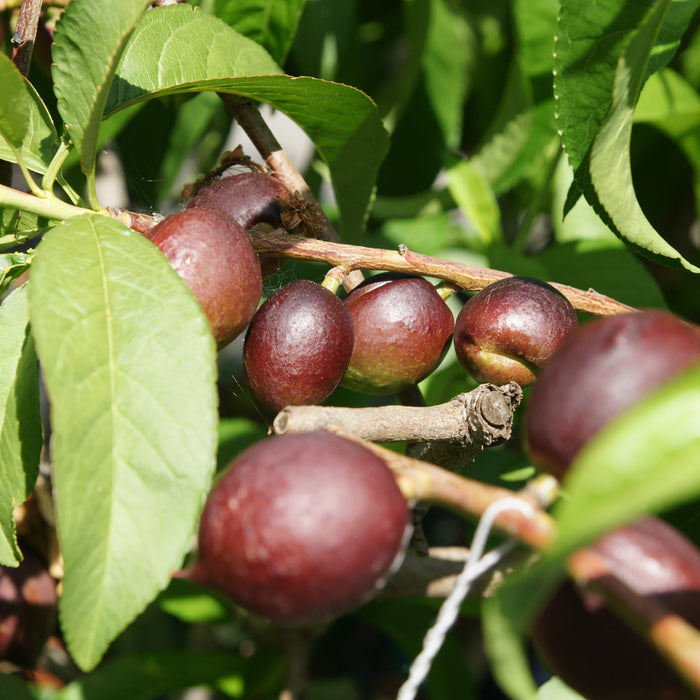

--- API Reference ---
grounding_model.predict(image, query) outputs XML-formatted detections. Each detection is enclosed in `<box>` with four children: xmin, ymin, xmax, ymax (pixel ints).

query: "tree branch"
<box><xmin>249</xmin><ymin>229</ymin><xmax>636</xmax><ymax>316</ymax></box>
<box><xmin>10</xmin><ymin>0</ymin><xmax>42</xmax><ymax>75</ymax></box>
<box><xmin>274</xmin><ymin>383</ymin><xmax>522</xmax><ymax>448</ymax></box>
<box><xmin>380</xmin><ymin>546</ymin><xmax>531</xmax><ymax>600</ymax></box>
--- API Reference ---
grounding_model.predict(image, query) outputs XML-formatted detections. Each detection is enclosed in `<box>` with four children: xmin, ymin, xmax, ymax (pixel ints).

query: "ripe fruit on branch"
<box><xmin>146</xmin><ymin>206</ymin><xmax>262</xmax><ymax>349</ymax></box>
<box><xmin>243</xmin><ymin>279</ymin><xmax>354</xmax><ymax>414</ymax></box>
<box><xmin>0</xmin><ymin>549</ymin><xmax>57</xmax><ymax>668</ymax></box>
<box><xmin>453</xmin><ymin>276</ymin><xmax>577</xmax><ymax>386</ymax></box>
<box><xmin>187</xmin><ymin>171</ymin><xmax>291</xmax><ymax>277</ymax></box>
<box><xmin>341</xmin><ymin>273</ymin><xmax>454</xmax><ymax>395</ymax></box>
<box><xmin>532</xmin><ymin>516</ymin><xmax>700</xmax><ymax>700</ymax></box>
<box><xmin>191</xmin><ymin>431</ymin><xmax>410</xmax><ymax>626</ymax></box>
<box><xmin>526</xmin><ymin>310</ymin><xmax>700</xmax><ymax>478</ymax></box>
<box><xmin>188</xmin><ymin>171</ymin><xmax>290</xmax><ymax>230</ymax></box>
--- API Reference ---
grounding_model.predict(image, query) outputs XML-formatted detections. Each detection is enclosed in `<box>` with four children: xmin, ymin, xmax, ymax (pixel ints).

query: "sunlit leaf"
<box><xmin>446</xmin><ymin>157</ymin><xmax>502</xmax><ymax>246</ymax></box>
<box><xmin>0</xmin><ymin>53</ymin><xmax>30</xmax><ymax>149</ymax></box>
<box><xmin>556</xmin><ymin>0</ymin><xmax>700</xmax><ymax>272</ymax></box>
<box><xmin>52</xmin><ymin>0</ymin><xmax>152</xmax><ymax>203</ymax></box>
<box><xmin>103</xmin><ymin>5</ymin><xmax>387</xmax><ymax>240</ymax></box>
<box><xmin>213</xmin><ymin>0</ymin><xmax>307</xmax><ymax>64</ymax></box>
<box><xmin>473</xmin><ymin>0</ymin><xmax>558</xmax><ymax>193</ymax></box>
<box><xmin>29</xmin><ymin>214</ymin><xmax>218</xmax><ymax>669</ymax></box>
<box><xmin>0</xmin><ymin>285</ymin><xmax>41</xmax><ymax>566</ymax></box>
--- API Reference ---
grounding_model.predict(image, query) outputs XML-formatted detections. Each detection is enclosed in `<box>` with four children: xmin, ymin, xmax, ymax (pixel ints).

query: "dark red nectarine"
<box><xmin>191</xmin><ymin>431</ymin><xmax>410</xmax><ymax>626</ymax></box>
<box><xmin>453</xmin><ymin>276</ymin><xmax>577</xmax><ymax>386</ymax></box>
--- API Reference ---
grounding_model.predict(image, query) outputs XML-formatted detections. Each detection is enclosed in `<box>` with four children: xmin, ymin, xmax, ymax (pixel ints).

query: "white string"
<box><xmin>396</xmin><ymin>497</ymin><xmax>535</xmax><ymax>700</ymax></box>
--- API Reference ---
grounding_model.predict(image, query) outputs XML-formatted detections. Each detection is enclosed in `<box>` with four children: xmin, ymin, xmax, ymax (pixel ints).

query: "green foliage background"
<box><xmin>1</xmin><ymin>0</ymin><xmax>700</xmax><ymax>698</ymax></box>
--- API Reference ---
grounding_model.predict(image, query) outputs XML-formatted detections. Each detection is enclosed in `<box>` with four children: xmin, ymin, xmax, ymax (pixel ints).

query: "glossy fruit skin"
<box><xmin>453</xmin><ymin>276</ymin><xmax>578</xmax><ymax>386</ymax></box>
<box><xmin>189</xmin><ymin>171</ymin><xmax>289</xmax><ymax>230</ymax></box>
<box><xmin>0</xmin><ymin>549</ymin><xmax>57</xmax><ymax>667</ymax></box>
<box><xmin>147</xmin><ymin>206</ymin><xmax>262</xmax><ymax>349</ymax></box>
<box><xmin>341</xmin><ymin>274</ymin><xmax>454</xmax><ymax>395</ymax></box>
<box><xmin>243</xmin><ymin>280</ymin><xmax>354</xmax><ymax>414</ymax></box>
<box><xmin>192</xmin><ymin>431</ymin><xmax>410</xmax><ymax>626</ymax></box>
<box><xmin>533</xmin><ymin>517</ymin><xmax>700</xmax><ymax>700</ymax></box>
<box><xmin>188</xmin><ymin>171</ymin><xmax>290</xmax><ymax>277</ymax></box>
<box><xmin>526</xmin><ymin>310</ymin><xmax>700</xmax><ymax>478</ymax></box>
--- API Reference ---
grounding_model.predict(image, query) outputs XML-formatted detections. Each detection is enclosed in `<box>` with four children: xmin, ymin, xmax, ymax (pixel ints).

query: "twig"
<box><xmin>10</xmin><ymin>0</ymin><xmax>42</xmax><ymax>76</ymax></box>
<box><xmin>273</xmin><ymin>383</ymin><xmax>521</xmax><ymax>447</ymax></box>
<box><xmin>380</xmin><ymin>546</ymin><xmax>530</xmax><ymax>600</ymax></box>
<box><xmin>249</xmin><ymin>229</ymin><xmax>636</xmax><ymax>316</ymax></box>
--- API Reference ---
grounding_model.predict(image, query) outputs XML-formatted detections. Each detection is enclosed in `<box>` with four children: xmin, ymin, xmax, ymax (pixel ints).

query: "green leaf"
<box><xmin>214</xmin><ymin>0</ymin><xmax>307</xmax><ymax>65</ymax></box>
<box><xmin>473</xmin><ymin>0</ymin><xmax>558</xmax><ymax>193</ymax></box>
<box><xmin>421</xmin><ymin>0</ymin><xmax>474</xmax><ymax>150</ymax></box>
<box><xmin>0</xmin><ymin>672</ymin><xmax>36</xmax><ymax>700</ymax></box>
<box><xmin>0</xmin><ymin>209</ymin><xmax>52</xmax><ymax>251</ymax></box>
<box><xmin>52</xmin><ymin>0</ymin><xmax>152</xmax><ymax>205</ymax></box>
<box><xmin>104</xmin><ymin>6</ymin><xmax>387</xmax><ymax>240</ymax></box>
<box><xmin>446</xmin><ymin>157</ymin><xmax>502</xmax><ymax>245</ymax></box>
<box><xmin>555</xmin><ymin>0</ymin><xmax>647</xmax><ymax>172</ymax></box>
<box><xmin>484</xmin><ymin>362</ymin><xmax>700</xmax><ymax>698</ymax></box>
<box><xmin>56</xmin><ymin>651</ymin><xmax>244</xmax><ymax>700</ymax></box>
<box><xmin>156</xmin><ymin>92</ymin><xmax>226</xmax><ymax>204</ymax></box>
<box><xmin>106</xmin><ymin>4</ymin><xmax>282</xmax><ymax>105</ymax></box>
<box><xmin>635</xmin><ymin>68</ymin><xmax>700</xmax><ymax>227</ymax></box>
<box><xmin>0</xmin><ymin>285</ymin><xmax>42</xmax><ymax>566</ymax></box>
<box><xmin>0</xmin><ymin>52</ymin><xmax>30</xmax><ymax>148</ymax></box>
<box><xmin>588</xmin><ymin>0</ymin><xmax>700</xmax><ymax>272</ymax></box>
<box><xmin>157</xmin><ymin>577</ymin><xmax>231</xmax><ymax>624</ymax></box>
<box><xmin>0</xmin><ymin>72</ymin><xmax>59</xmax><ymax>177</ymax></box>
<box><xmin>377</xmin><ymin>0</ymin><xmax>475</xmax><ymax>196</ymax></box>
<box><xmin>29</xmin><ymin>214</ymin><xmax>218</xmax><ymax>670</ymax></box>
<box><xmin>1</xmin><ymin>253</ymin><xmax>34</xmax><ymax>297</ymax></box>
<box><xmin>482</xmin><ymin>586</ymin><xmax>539</xmax><ymax>700</ymax></box>
<box><xmin>556</xmin><ymin>0</ymin><xmax>700</xmax><ymax>272</ymax></box>
<box><xmin>104</xmin><ymin>5</ymin><xmax>388</xmax><ymax>240</ymax></box>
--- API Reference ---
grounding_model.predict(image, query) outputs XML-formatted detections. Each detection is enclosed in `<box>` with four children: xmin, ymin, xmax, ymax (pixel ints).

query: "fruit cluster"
<box><xmin>149</xmin><ymin>171</ymin><xmax>700</xmax><ymax>697</ymax></box>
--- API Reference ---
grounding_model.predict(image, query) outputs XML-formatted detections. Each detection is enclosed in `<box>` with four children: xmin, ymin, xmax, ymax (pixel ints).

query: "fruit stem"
<box><xmin>320</xmin><ymin>265</ymin><xmax>344</xmax><ymax>293</ymax></box>
<box><xmin>434</xmin><ymin>280</ymin><xmax>460</xmax><ymax>301</ymax></box>
<box><xmin>248</xmin><ymin>228</ymin><xmax>636</xmax><ymax>316</ymax></box>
